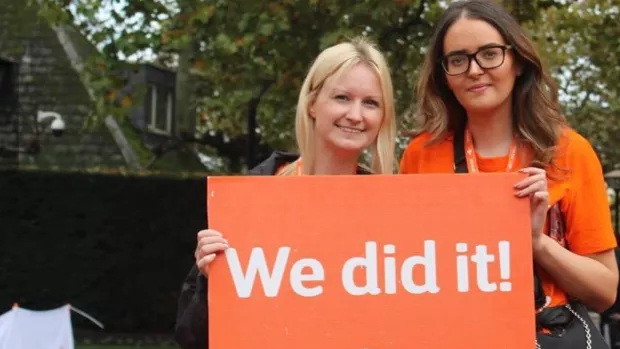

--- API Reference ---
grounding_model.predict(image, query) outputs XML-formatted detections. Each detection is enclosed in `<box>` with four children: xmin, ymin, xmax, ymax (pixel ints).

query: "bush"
<box><xmin>0</xmin><ymin>170</ymin><xmax>206</xmax><ymax>333</ymax></box>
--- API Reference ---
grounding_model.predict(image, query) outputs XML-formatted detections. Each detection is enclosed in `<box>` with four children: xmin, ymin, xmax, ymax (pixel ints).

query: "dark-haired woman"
<box><xmin>400</xmin><ymin>0</ymin><xmax>617</xmax><ymax>347</ymax></box>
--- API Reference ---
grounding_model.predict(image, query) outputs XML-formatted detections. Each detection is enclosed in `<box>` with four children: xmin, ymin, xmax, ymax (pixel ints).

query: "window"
<box><xmin>148</xmin><ymin>84</ymin><xmax>173</xmax><ymax>135</ymax></box>
<box><xmin>0</xmin><ymin>59</ymin><xmax>18</xmax><ymax>123</ymax></box>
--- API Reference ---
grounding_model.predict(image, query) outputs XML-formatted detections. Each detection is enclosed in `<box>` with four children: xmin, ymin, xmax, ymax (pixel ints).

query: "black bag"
<box><xmin>453</xmin><ymin>127</ymin><xmax>609</xmax><ymax>349</ymax></box>
<box><xmin>532</xmin><ymin>204</ymin><xmax>608</xmax><ymax>349</ymax></box>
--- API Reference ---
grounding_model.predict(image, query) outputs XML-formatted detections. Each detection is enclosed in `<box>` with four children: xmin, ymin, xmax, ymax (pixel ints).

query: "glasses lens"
<box><xmin>475</xmin><ymin>47</ymin><xmax>505</xmax><ymax>69</ymax></box>
<box><xmin>444</xmin><ymin>54</ymin><xmax>469</xmax><ymax>75</ymax></box>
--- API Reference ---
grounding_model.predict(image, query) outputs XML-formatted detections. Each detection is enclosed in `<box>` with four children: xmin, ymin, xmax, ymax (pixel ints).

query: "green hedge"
<box><xmin>0</xmin><ymin>170</ymin><xmax>205</xmax><ymax>334</ymax></box>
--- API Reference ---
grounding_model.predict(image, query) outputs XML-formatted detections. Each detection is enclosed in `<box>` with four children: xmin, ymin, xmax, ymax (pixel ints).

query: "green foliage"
<box><xmin>37</xmin><ymin>0</ymin><xmax>620</xmax><ymax>170</ymax></box>
<box><xmin>525</xmin><ymin>0</ymin><xmax>620</xmax><ymax>170</ymax></box>
<box><xmin>187</xmin><ymin>0</ymin><xmax>441</xmax><ymax>156</ymax></box>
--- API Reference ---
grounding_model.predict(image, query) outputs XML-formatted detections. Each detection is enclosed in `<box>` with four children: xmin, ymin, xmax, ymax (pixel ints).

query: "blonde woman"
<box><xmin>174</xmin><ymin>36</ymin><xmax>397</xmax><ymax>349</ymax></box>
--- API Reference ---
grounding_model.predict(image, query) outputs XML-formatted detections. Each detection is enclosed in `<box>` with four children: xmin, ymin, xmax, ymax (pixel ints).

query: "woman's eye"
<box><xmin>365</xmin><ymin>100</ymin><xmax>379</xmax><ymax>107</ymax></box>
<box><xmin>449</xmin><ymin>57</ymin><xmax>465</xmax><ymax>66</ymax></box>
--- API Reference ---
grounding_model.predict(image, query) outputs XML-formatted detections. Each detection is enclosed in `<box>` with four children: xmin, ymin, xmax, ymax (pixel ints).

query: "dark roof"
<box><xmin>0</xmin><ymin>0</ymin><xmax>210</xmax><ymax>174</ymax></box>
<box><xmin>0</xmin><ymin>0</ymin><xmax>132</xmax><ymax>170</ymax></box>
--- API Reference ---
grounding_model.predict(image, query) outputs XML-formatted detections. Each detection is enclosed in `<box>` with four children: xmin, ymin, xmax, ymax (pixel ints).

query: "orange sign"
<box><xmin>207</xmin><ymin>173</ymin><xmax>535</xmax><ymax>349</ymax></box>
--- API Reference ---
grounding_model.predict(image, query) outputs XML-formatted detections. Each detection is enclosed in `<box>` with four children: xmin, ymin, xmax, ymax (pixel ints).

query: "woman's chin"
<box><xmin>462</xmin><ymin>101</ymin><xmax>502</xmax><ymax>115</ymax></box>
<box><xmin>330</xmin><ymin>139</ymin><xmax>368</xmax><ymax>155</ymax></box>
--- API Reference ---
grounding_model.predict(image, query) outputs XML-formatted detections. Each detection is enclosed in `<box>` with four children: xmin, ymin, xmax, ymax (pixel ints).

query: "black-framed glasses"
<box><xmin>441</xmin><ymin>45</ymin><xmax>512</xmax><ymax>76</ymax></box>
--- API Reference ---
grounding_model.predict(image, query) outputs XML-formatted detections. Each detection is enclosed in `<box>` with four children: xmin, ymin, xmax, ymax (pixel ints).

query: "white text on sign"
<box><xmin>223</xmin><ymin>240</ymin><xmax>512</xmax><ymax>298</ymax></box>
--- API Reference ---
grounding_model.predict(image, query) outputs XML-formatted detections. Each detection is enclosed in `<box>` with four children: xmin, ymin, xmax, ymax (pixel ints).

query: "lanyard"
<box><xmin>294</xmin><ymin>159</ymin><xmax>303</xmax><ymax>175</ymax></box>
<box><xmin>275</xmin><ymin>158</ymin><xmax>304</xmax><ymax>176</ymax></box>
<box><xmin>464</xmin><ymin>128</ymin><xmax>519</xmax><ymax>173</ymax></box>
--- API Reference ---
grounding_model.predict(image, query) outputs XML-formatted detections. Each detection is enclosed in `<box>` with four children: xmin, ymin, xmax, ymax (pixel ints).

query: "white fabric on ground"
<box><xmin>0</xmin><ymin>304</ymin><xmax>74</xmax><ymax>349</ymax></box>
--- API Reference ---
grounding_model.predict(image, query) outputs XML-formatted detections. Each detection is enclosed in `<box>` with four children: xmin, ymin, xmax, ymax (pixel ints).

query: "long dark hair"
<box><xmin>414</xmin><ymin>0</ymin><xmax>567</xmax><ymax>170</ymax></box>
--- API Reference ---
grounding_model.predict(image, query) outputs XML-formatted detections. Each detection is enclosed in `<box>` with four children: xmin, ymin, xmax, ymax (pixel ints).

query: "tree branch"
<box><xmin>247</xmin><ymin>79</ymin><xmax>276</xmax><ymax>168</ymax></box>
<box><xmin>379</xmin><ymin>0</ymin><xmax>429</xmax><ymax>48</ymax></box>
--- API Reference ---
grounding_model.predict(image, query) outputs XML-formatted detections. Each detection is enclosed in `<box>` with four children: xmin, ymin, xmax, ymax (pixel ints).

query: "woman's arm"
<box><xmin>174</xmin><ymin>264</ymin><xmax>208</xmax><ymax>349</ymax></box>
<box><xmin>533</xmin><ymin>236</ymin><xmax>618</xmax><ymax>312</ymax></box>
<box><xmin>522</xmin><ymin>131</ymin><xmax>619</xmax><ymax>312</ymax></box>
<box><xmin>175</xmin><ymin>229</ymin><xmax>228</xmax><ymax>349</ymax></box>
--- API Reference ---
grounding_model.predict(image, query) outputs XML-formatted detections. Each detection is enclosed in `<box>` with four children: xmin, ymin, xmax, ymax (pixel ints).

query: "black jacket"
<box><xmin>173</xmin><ymin>151</ymin><xmax>369</xmax><ymax>349</ymax></box>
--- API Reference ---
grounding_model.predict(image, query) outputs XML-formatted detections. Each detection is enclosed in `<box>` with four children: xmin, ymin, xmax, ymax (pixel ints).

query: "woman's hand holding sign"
<box><xmin>513</xmin><ymin>166</ymin><xmax>618</xmax><ymax>312</ymax></box>
<box><xmin>195</xmin><ymin>229</ymin><xmax>229</xmax><ymax>277</ymax></box>
<box><xmin>514</xmin><ymin>167</ymin><xmax>549</xmax><ymax>253</ymax></box>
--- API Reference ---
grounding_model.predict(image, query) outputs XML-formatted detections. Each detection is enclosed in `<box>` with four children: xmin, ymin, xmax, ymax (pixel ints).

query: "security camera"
<box><xmin>50</xmin><ymin>118</ymin><xmax>65</xmax><ymax>137</ymax></box>
<box><xmin>37</xmin><ymin>110</ymin><xmax>66</xmax><ymax>137</ymax></box>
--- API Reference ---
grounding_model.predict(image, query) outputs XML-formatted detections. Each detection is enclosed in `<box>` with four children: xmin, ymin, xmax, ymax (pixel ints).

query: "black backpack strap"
<box><xmin>453</xmin><ymin>125</ymin><xmax>468</xmax><ymax>173</ymax></box>
<box><xmin>534</xmin><ymin>271</ymin><xmax>547</xmax><ymax>311</ymax></box>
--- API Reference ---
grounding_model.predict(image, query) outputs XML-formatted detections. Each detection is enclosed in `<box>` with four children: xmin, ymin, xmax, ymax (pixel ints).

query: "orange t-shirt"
<box><xmin>399</xmin><ymin>127</ymin><xmax>616</xmax><ymax>309</ymax></box>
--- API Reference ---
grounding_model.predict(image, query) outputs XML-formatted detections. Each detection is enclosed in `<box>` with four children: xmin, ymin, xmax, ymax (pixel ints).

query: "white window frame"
<box><xmin>148</xmin><ymin>85</ymin><xmax>173</xmax><ymax>135</ymax></box>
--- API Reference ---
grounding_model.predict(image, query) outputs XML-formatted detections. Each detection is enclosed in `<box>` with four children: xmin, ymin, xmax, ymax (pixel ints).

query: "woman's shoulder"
<box><xmin>400</xmin><ymin>130</ymin><xmax>454</xmax><ymax>173</ymax></box>
<box><xmin>403</xmin><ymin>130</ymin><xmax>453</xmax><ymax>150</ymax></box>
<box><xmin>249</xmin><ymin>151</ymin><xmax>300</xmax><ymax>176</ymax></box>
<box><xmin>402</xmin><ymin>130</ymin><xmax>454</xmax><ymax>160</ymax></box>
<box><xmin>554</xmin><ymin>127</ymin><xmax>601</xmax><ymax>169</ymax></box>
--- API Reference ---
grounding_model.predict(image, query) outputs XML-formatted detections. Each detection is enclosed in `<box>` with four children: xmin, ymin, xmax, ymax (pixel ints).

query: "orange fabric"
<box><xmin>275</xmin><ymin>159</ymin><xmax>302</xmax><ymax>176</ymax></box>
<box><xmin>275</xmin><ymin>163</ymin><xmax>289</xmax><ymax>175</ymax></box>
<box><xmin>464</xmin><ymin>127</ymin><xmax>519</xmax><ymax>172</ymax></box>
<box><xmin>399</xmin><ymin>127</ymin><xmax>617</xmax><ymax>308</ymax></box>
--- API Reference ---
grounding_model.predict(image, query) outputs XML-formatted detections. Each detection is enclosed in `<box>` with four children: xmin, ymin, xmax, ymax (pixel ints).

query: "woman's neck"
<box><xmin>466</xmin><ymin>107</ymin><xmax>514</xmax><ymax>158</ymax></box>
<box><xmin>312</xmin><ymin>142</ymin><xmax>359</xmax><ymax>175</ymax></box>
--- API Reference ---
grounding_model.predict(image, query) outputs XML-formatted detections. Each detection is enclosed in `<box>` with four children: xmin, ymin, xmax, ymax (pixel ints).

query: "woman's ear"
<box><xmin>308</xmin><ymin>104</ymin><xmax>316</xmax><ymax>119</ymax></box>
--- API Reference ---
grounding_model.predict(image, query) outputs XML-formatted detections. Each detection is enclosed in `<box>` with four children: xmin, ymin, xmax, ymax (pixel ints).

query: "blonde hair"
<box><xmin>278</xmin><ymin>36</ymin><xmax>396</xmax><ymax>175</ymax></box>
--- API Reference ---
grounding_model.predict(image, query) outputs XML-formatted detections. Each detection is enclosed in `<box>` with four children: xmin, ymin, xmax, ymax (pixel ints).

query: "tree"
<box><xmin>524</xmin><ymin>0</ymin><xmax>620</xmax><ymax>171</ymax></box>
<box><xmin>36</xmin><ymin>0</ymin><xmax>620</xmax><ymax>172</ymax></box>
<box><xmin>184</xmin><ymin>0</ymin><xmax>442</xmax><ymax>160</ymax></box>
